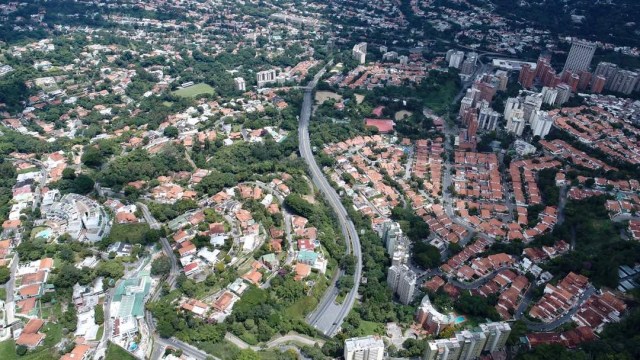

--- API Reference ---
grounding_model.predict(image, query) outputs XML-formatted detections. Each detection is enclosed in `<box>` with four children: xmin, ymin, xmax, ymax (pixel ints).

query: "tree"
<box><xmin>151</xmin><ymin>256</ymin><xmax>172</xmax><ymax>276</ymax></box>
<box><xmin>236</xmin><ymin>349</ymin><xmax>260</xmax><ymax>360</ymax></box>
<box><xmin>0</xmin><ymin>266</ymin><xmax>10</xmax><ymax>284</ymax></box>
<box><xmin>16</xmin><ymin>344</ymin><xmax>28</xmax><ymax>356</ymax></box>
<box><xmin>164</xmin><ymin>126</ymin><xmax>179</xmax><ymax>138</ymax></box>
<box><xmin>95</xmin><ymin>305</ymin><xmax>105</xmax><ymax>325</ymax></box>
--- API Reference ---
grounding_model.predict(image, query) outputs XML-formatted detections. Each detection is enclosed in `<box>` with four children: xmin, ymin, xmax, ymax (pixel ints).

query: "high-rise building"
<box><xmin>256</xmin><ymin>69</ymin><xmax>277</xmax><ymax>87</ymax></box>
<box><xmin>449</xmin><ymin>51</ymin><xmax>465</xmax><ymax>69</ymax></box>
<box><xmin>518</xmin><ymin>64</ymin><xmax>535</xmax><ymax>89</ymax></box>
<box><xmin>563</xmin><ymin>40</ymin><xmax>596</xmax><ymax>72</ymax></box>
<box><xmin>423</xmin><ymin>322</ymin><xmax>511</xmax><ymax>360</ymax></box>
<box><xmin>382</xmin><ymin>51</ymin><xmax>398</xmax><ymax>62</ymax></box>
<box><xmin>446</xmin><ymin>49</ymin><xmax>455</xmax><ymax>63</ymax></box>
<box><xmin>541</xmin><ymin>87</ymin><xmax>558</xmax><ymax>105</ymax></box>
<box><xmin>344</xmin><ymin>336</ymin><xmax>385</xmax><ymax>360</ymax></box>
<box><xmin>503</xmin><ymin>97</ymin><xmax>520</xmax><ymax>122</ymax></box>
<box><xmin>591</xmin><ymin>75</ymin><xmax>606</xmax><ymax>94</ymax></box>
<box><xmin>531</xmin><ymin>111</ymin><xmax>554</xmax><ymax>139</ymax></box>
<box><xmin>479</xmin><ymin>322</ymin><xmax>512</xmax><ymax>353</ymax></box>
<box><xmin>476</xmin><ymin>82</ymin><xmax>497</xmax><ymax>103</ymax></box>
<box><xmin>387</xmin><ymin>264</ymin><xmax>416</xmax><ymax>305</ymax></box>
<box><xmin>522</xmin><ymin>93</ymin><xmax>543</xmax><ymax>123</ymax></box>
<box><xmin>577</xmin><ymin>71</ymin><xmax>592</xmax><ymax>91</ymax></box>
<box><xmin>608</xmin><ymin>70</ymin><xmax>639</xmax><ymax>94</ymax></box>
<box><xmin>555</xmin><ymin>84</ymin><xmax>572</xmax><ymax>106</ymax></box>
<box><xmin>478</xmin><ymin>106</ymin><xmax>500</xmax><ymax>131</ymax></box>
<box><xmin>382</xmin><ymin>221</ymin><xmax>403</xmax><ymax>256</ymax></box>
<box><xmin>424</xmin><ymin>339</ymin><xmax>462</xmax><ymax>360</ymax></box>
<box><xmin>506</xmin><ymin>111</ymin><xmax>526</xmax><ymax>137</ymax></box>
<box><xmin>568</xmin><ymin>73</ymin><xmax>580</xmax><ymax>92</ymax></box>
<box><xmin>459</xmin><ymin>96</ymin><xmax>474</xmax><ymax>117</ymax></box>
<box><xmin>495</xmin><ymin>70</ymin><xmax>509</xmax><ymax>91</ymax></box>
<box><xmin>456</xmin><ymin>331</ymin><xmax>487</xmax><ymax>360</ymax></box>
<box><xmin>594</xmin><ymin>62</ymin><xmax>619</xmax><ymax>88</ymax></box>
<box><xmin>460</xmin><ymin>53</ymin><xmax>478</xmax><ymax>76</ymax></box>
<box><xmin>535</xmin><ymin>54</ymin><xmax>552</xmax><ymax>80</ymax></box>
<box><xmin>353</xmin><ymin>42</ymin><xmax>367</xmax><ymax>64</ymax></box>
<box><xmin>234</xmin><ymin>77</ymin><xmax>246</xmax><ymax>91</ymax></box>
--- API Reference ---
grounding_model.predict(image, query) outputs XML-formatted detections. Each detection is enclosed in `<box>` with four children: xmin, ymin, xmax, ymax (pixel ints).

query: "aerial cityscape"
<box><xmin>0</xmin><ymin>1</ymin><xmax>639</xmax><ymax>360</ymax></box>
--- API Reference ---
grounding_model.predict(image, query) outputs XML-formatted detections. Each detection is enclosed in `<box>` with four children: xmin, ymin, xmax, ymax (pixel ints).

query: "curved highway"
<box><xmin>299</xmin><ymin>66</ymin><xmax>363</xmax><ymax>337</ymax></box>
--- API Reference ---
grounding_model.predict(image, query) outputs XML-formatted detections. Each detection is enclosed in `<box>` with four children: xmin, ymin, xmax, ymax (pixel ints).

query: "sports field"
<box><xmin>173</xmin><ymin>83</ymin><xmax>215</xmax><ymax>98</ymax></box>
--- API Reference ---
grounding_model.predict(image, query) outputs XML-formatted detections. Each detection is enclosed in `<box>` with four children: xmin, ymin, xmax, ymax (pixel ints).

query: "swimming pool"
<box><xmin>455</xmin><ymin>316</ymin><xmax>466</xmax><ymax>324</ymax></box>
<box><xmin>36</xmin><ymin>228</ymin><xmax>52</xmax><ymax>239</ymax></box>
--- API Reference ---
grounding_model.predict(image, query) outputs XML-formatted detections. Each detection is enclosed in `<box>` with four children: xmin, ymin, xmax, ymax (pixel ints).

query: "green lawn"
<box><xmin>0</xmin><ymin>288</ymin><xmax>5</xmax><ymax>301</ymax></box>
<box><xmin>96</xmin><ymin>325</ymin><xmax>104</xmax><ymax>341</ymax></box>
<box><xmin>105</xmin><ymin>342</ymin><xmax>136</xmax><ymax>360</ymax></box>
<box><xmin>354</xmin><ymin>320</ymin><xmax>385</xmax><ymax>336</ymax></box>
<box><xmin>173</xmin><ymin>83</ymin><xmax>215</xmax><ymax>98</ymax></box>
<box><xmin>106</xmin><ymin>223</ymin><xmax>151</xmax><ymax>245</ymax></box>
<box><xmin>196</xmin><ymin>341</ymin><xmax>241</xmax><ymax>359</ymax></box>
<box><xmin>287</xmin><ymin>296</ymin><xmax>318</xmax><ymax>319</ymax></box>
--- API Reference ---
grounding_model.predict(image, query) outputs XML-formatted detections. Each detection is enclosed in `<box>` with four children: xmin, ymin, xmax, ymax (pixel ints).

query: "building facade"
<box><xmin>344</xmin><ymin>336</ymin><xmax>385</xmax><ymax>360</ymax></box>
<box><xmin>563</xmin><ymin>40</ymin><xmax>596</xmax><ymax>72</ymax></box>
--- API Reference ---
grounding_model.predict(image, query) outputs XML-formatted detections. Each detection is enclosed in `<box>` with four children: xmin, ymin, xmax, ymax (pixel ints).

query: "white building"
<box><xmin>531</xmin><ymin>111</ymin><xmax>554</xmax><ymax>138</ymax></box>
<box><xmin>256</xmin><ymin>69</ymin><xmax>277</xmax><ymax>87</ymax></box>
<box><xmin>541</xmin><ymin>87</ymin><xmax>558</xmax><ymax>105</ymax></box>
<box><xmin>234</xmin><ymin>77</ymin><xmax>246</xmax><ymax>91</ymax></box>
<box><xmin>45</xmin><ymin>194</ymin><xmax>111</xmax><ymax>242</ymax></box>
<box><xmin>449</xmin><ymin>51</ymin><xmax>465</xmax><ymax>69</ymax></box>
<box><xmin>563</xmin><ymin>39</ymin><xmax>596</xmax><ymax>72</ymax></box>
<box><xmin>353</xmin><ymin>42</ymin><xmax>367</xmax><ymax>64</ymax></box>
<box><xmin>478</xmin><ymin>106</ymin><xmax>500</xmax><ymax>131</ymax></box>
<box><xmin>479</xmin><ymin>322</ymin><xmax>512</xmax><ymax>353</ymax></box>
<box><xmin>387</xmin><ymin>264</ymin><xmax>416</xmax><ymax>305</ymax></box>
<box><xmin>424</xmin><ymin>322</ymin><xmax>511</xmax><ymax>360</ymax></box>
<box><xmin>555</xmin><ymin>84</ymin><xmax>572</xmax><ymax>106</ymax></box>
<box><xmin>344</xmin><ymin>336</ymin><xmax>385</xmax><ymax>360</ymax></box>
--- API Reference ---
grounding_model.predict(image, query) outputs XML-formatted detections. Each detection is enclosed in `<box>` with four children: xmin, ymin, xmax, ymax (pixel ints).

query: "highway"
<box><xmin>298</xmin><ymin>64</ymin><xmax>363</xmax><ymax>337</ymax></box>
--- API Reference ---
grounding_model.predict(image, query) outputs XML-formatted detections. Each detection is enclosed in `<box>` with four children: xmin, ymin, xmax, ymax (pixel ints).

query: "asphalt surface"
<box><xmin>299</xmin><ymin>65</ymin><xmax>363</xmax><ymax>337</ymax></box>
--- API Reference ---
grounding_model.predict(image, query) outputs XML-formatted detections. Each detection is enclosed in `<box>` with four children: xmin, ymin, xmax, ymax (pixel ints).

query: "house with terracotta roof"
<box><xmin>60</xmin><ymin>344</ymin><xmax>92</xmax><ymax>360</ymax></box>
<box><xmin>17</xmin><ymin>319</ymin><xmax>46</xmax><ymax>348</ymax></box>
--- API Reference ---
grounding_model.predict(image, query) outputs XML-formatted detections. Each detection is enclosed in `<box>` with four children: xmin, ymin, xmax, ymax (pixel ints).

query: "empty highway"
<box><xmin>299</xmin><ymin>65</ymin><xmax>363</xmax><ymax>337</ymax></box>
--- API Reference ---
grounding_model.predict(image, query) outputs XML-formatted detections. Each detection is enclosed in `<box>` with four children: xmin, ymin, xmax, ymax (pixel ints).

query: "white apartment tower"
<box><xmin>480</xmin><ymin>322</ymin><xmax>512</xmax><ymax>353</ymax></box>
<box><xmin>609</xmin><ymin>70</ymin><xmax>639</xmax><ymax>94</ymax></box>
<box><xmin>555</xmin><ymin>84</ymin><xmax>572</xmax><ymax>106</ymax></box>
<box><xmin>423</xmin><ymin>322</ymin><xmax>511</xmax><ymax>360</ymax></box>
<box><xmin>256</xmin><ymin>69</ymin><xmax>277</xmax><ymax>87</ymax></box>
<box><xmin>456</xmin><ymin>331</ymin><xmax>488</xmax><ymax>360</ymax></box>
<box><xmin>449</xmin><ymin>51</ymin><xmax>465</xmax><ymax>69</ymax></box>
<box><xmin>522</xmin><ymin>93</ymin><xmax>543</xmax><ymax>123</ymax></box>
<box><xmin>541</xmin><ymin>87</ymin><xmax>558</xmax><ymax>105</ymax></box>
<box><xmin>234</xmin><ymin>77</ymin><xmax>246</xmax><ymax>91</ymax></box>
<box><xmin>353</xmin><ymin>42</ymin><xmax>367</xmax><ymax>64</ymax></box>
<box><xmin>506</xmin><ymin>111</ymin><xmax>526</xmax><ymax>137</ymax></box>
<box><xmin>344</xmin><ymin>336</ymin><xmax>385</xmax><ymax>360</ymax></box>
<box><xmin>478</xmin><ymin>107</ymin><xmax>500</xmax><ymax>131</ymax></box>
<box><xmin>563</xmin><ymin>40</ymin><xmax>596</xmax><ymax>72</ymax></box>
<box><xmin>503</xmin><ymin>97</ymin><xmax>520</xmax><ymax>122</ymax></box>
<box><xmin>387</xmin><ymin>264</ymin><xmax>417</xmax><ymax>305</ymax></box>
<box><xmin>531</xmin><ymin>111</ymin><xmax>554</xmax><ymax>139</ymax></box>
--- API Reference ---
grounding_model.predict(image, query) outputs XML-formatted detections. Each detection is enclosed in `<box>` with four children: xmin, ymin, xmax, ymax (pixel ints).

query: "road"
<box><xmin>154</xmin><ymin>337</ymin><xmax>219</xmax><ymax>360</ymax></box>
<box><xmin>298</xmin><ymin>64</ymin><xmax>363</xmax><ymax>337</ymax></box>
<box><xmin>137</xmin><ymin>202</ymin><xmax>194</xmax><ymax>360</ymax></box>
<box><xmin>137</xmin><ymin>202</ymin><xmax>162</xmax><ymax>230</ymax></box>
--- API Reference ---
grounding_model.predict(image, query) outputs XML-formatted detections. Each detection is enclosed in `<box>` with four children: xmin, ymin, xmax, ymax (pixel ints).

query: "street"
<box><xmin>298</xmin><ymin>64</ymin><xmax>363</xmax><ymax>337</ymax></box>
